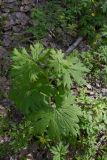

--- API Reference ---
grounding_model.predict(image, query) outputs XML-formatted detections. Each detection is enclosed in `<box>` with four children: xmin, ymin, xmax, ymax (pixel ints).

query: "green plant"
<box><xmin>76</xmin><ymin>89</ymin><xmax>107</xmax><ymax>159</ymax></box>
<box><xmin>73</xmin><ymin>45</ymin><xmax>107</xmax><ymax>84</ymax></box>
<box><xmin>94</xmin><ymin>46</ymin><xmax>107</xmax><ymax>82</ymax></box>
<box><xmin>28</xmin><ymin>0</ymin><xmax>107</xmax><ymax>44</ymax></box>
<box><xmin>97</xmin><ymin>45</ymin><xmax>107</xmax><ymax>82</ymax></box>
<box><xmin>99</xmin><ymin>25</ymin><xmax>107</xmax><ymax>45</ymax></box>
<box><xmin>9</xmin><ymin>120</ymin><xmax>33</xmax><ymax>152</ymax></box>
<box><xmin>62</xmin><ymin>0</ymin><xmax>107</xmax><ymax>42</ymax></box>
<box><xmin>28</xmin><ymin>2</ymin><xmax>66</xmax><ymax>39</ymax></box>
<box><xmin>10</xmin><ymin>43</ymin><xmax>89</xmax><ymax>139</ymax></box>
<box><xmin>50</xmin><ymin>142</ymin><xmax>68</xmax><ymax>160</ymax></box>
<box><xmin>101</xmin><ymin>25</ymin><xmax>107</xmax><ymax>37</ymax></box>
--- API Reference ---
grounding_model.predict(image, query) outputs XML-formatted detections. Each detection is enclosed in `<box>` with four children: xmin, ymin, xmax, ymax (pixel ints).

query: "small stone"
<box><xmin>101</xmin><ymin>88</ymin><xmax>107</xmax><ymax>96</ymax></box>
<box><xmin>87</xmin><ymin>84</ymin><xmax>92</xmax><ymax>89</ymax></box>
<box><xmin>0</xmin><ymin>137</ymin><xmax>5</xmax><ymax>144</ymax></box>
<box><xmin>13</xmin><ymin>26</ymin><xmax>22</xmax><ymax>32</ymax></box>
<box><xmin>3</xmin><ymin>34</ymin><xmax>12</xmax><ymax>47</ymax></box>
<box><xmin>89</xmin><ymin>91</ymin><xmax>94</xmax><ymax>95</ymax></box>
<box><xmin>15</xmin><ymin>12</ymin><xmax>29</xmax><ymax>25</ymax></box>
<box><xmin>96</xmin><ymin>83</ymin><xmax>100</xmax><ymax>88</ymax></box>
<box><xmin>0</xmin><ymin>105</ymin><xmax>7</xmax><ymax>117</ymax></box>
<box><xmin>20</xmin><ymin>5</ymin><xmax>32</xmax><ymax>12</ymax></box>
<box><xmin>26</xmin><ymin>153</ymin><xmax>34</xmax><ymax>160</ymax></box>
<box><xmin>0</xmin><ymin>46</ymin><xmax>7</xmax><ymax>58</ymax></box>
<box><xmin>1</xmin><ymin>99</ymin><xmax>12</xmax><ymax>107</ymax></box>
<box><xmin>20</xmin><ymin>6</ymin><xmax>24</xmax><ymax>11</ymax></box>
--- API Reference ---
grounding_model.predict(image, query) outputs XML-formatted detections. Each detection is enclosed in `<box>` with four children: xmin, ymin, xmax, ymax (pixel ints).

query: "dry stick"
<box><xmin>96</xmin><ymin>135</ymin><xmax>106</xmax><ymax>151</ymax></box>
<box><xmin>65</xmin><ymin>36</ymin><xmax>83</xmax><ymax>57</ymax></box>
<box><xmin>91</xmin><ymin>135</ymin><xmax>106</xmax><ymax>160</ymax></box>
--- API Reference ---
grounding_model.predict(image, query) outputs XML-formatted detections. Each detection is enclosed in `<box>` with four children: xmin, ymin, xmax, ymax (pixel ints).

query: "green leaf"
<box><xmin>10</xmin><ymin>43</ymin><xmax>85</xmax><ymax>138</ymax></box>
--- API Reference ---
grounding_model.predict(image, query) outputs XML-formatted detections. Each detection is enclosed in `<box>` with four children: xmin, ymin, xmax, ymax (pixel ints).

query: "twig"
<box><xmin>65</xmin><ymin>36</ymin><xmax>83</xmax><ymax>56</ymax></box>
<box><xmin>91</xmin><ymin>135</ymin><xmax>106</xmax><ymax>160</ymax></box>
<box><xmin>96</xmin><ymin>135</ymin><xmax>106</xmax><ymax>151</ymax></box>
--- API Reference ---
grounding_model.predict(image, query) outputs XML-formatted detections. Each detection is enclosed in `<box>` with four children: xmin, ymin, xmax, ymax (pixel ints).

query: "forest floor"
<box><xmin>0</xmin><ymin>0</ymin><xmax>107</xmax><ymax>160</ymax></box>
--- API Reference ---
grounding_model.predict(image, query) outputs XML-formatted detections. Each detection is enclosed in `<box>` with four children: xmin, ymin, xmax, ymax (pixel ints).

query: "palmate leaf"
<box><xmin>10</xmin><ymin>43</ymin><xmax>87</xmax><ymax>138</ymax></box>
<box><xmin>29</xmin><ymin>94</ymin><xmax>82</xmax><ymax>138</ymax></box>
<box><xmin>48</xmin><ymin>49</ymin><xmax>89</xmax><ymax>88</ymax></box>
<box><xmin>70</xmin><ymin>57</ymin><xmax>89</xmax><ymax>85</ymax></box>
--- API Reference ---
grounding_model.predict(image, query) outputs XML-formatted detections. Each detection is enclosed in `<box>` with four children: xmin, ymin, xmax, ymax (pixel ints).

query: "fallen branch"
<box><xmin>96</xmin><ymin>135</ymin><xmax>106</xmax><ymax>151</ymax></box>
<box><xmin>91</xmin><ymin>135</ymin><xmax>106</xmax><ymax>160</ymax></box>
<box><xmin>65</xmin><ymin>36</ymin><xmax>83</xmax><ymax>56</ymax></box>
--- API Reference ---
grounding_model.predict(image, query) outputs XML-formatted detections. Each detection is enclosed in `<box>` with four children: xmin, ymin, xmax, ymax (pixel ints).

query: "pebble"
<box><xmin>0</xmin><ymin>105</ymin><xmax>7</xmax><ymax>117</ymax></box>
<box><xmin>87</xmin><ymin>84</ymin><xmax>92</xmax><ymax>89</ymax></box>
<box><xmin>0</xmin><ymin>46</ymin><xmax>7</xmax><ymax>58</ymax></box>
<box><xmin>101</xmin><ymin>88</ymin><xmax>107</xmax><ymax>96</ymax></box>
<box><xmin>1</xmin><ymin>99</ymin><xmax>12</xmax><ymax>107</ymax></box>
